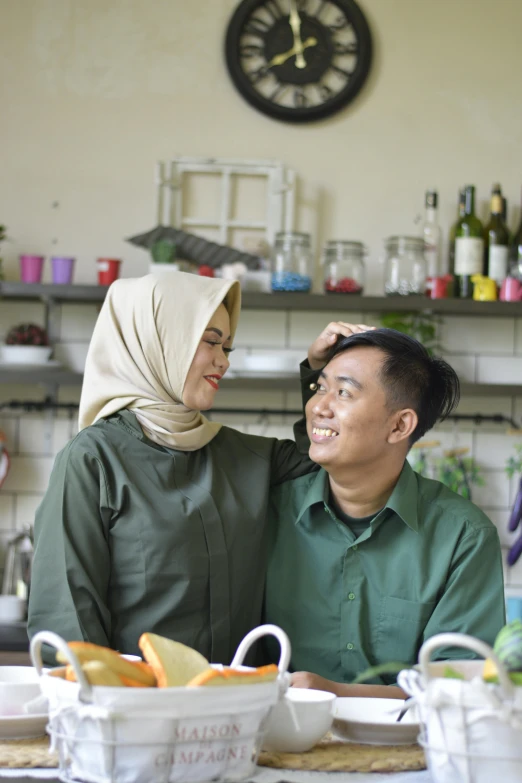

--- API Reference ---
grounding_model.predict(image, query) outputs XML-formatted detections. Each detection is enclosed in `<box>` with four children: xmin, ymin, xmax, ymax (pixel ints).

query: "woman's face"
<box><xmin>183</xmin><ymin>303</ymin><xmax>233</xmax><ymax>410</ymax></box>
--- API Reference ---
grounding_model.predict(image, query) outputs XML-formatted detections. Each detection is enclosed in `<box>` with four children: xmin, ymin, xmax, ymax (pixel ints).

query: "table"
<box><xmin>0</xmin><ymin>768</ymin><xmax>433</xmax><ymax>782</ymax></box>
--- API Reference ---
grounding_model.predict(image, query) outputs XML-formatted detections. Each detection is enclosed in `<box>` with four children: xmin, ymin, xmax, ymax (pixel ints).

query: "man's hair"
<box><xmin>327</xmin><ymin>328</ymin><xmax>460</xmax><ymax>445</ymax></box>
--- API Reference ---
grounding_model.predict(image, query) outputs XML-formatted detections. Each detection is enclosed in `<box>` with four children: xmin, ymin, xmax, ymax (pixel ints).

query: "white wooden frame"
<box><xmin>155</xmin><ymin>157</ymin><xmax>296</xmax><ymax>247</ymax></box>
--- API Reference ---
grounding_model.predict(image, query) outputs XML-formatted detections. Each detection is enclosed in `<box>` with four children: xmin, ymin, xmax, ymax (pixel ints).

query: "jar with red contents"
<box><xmin>323</xmin><ymin>241</ymin><xmax>365</xmax><ymax>295</ymax></box>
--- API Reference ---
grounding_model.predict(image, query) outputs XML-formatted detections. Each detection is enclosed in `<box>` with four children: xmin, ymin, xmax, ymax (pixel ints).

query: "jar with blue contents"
<box><xmin>271</xmin><ymin>231</ymin><xmax>313</xmax><ymax>292</ymax></box>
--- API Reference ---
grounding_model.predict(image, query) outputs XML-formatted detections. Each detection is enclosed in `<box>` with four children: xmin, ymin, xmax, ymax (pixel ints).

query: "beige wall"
<box><xmin>1</xmin><ymin>0</ymin><xmax>522</xmax><ymax>291</ymax></box>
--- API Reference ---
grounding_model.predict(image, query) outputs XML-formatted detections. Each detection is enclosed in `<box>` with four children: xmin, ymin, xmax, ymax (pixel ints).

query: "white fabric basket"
<box><xmin>30</xmin><ymin>625</ymin><xmax>291</xmax><ymax>783</ymax></box>
<box><xmin>398</xmin><ymin>632</ymin><xmax>522</xmax><ymax>783</ymax></box>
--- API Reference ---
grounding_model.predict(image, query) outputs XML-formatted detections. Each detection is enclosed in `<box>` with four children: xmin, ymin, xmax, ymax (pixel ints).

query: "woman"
<box><xmin>28</xmin><ymin>272</ymin><xmax>362</xmax><ymax>663</ymax></box>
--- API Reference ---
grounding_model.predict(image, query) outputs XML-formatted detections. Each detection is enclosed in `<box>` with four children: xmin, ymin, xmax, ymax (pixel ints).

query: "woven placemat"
<box><xmin>0</xmin><ymin>736</ymin><xmax>58</xmax><ymax>769</ymax></box>
<box><xmin>258</xmin><ymin>741</ymin><xmax>426</xmax><ymax>773</ymax></box>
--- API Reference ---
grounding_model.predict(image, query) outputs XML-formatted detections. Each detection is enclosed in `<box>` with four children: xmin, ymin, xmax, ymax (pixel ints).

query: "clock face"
<box><xmin>225</xmin><ymin>0</ymin><xmax>372</xmax><ymax>123</ymax></box>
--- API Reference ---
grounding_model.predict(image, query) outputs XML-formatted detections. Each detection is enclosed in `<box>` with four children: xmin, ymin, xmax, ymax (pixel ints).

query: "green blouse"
<box><xmin>28</xmin><ymin>409</ymin><xmax>315</xmax><ymax>663</ymax></box>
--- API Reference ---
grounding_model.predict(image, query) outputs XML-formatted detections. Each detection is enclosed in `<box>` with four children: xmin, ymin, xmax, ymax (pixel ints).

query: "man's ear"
<box><xmin>387</xmin><ymin>408</ymin><xmax>418</xmax><ymax>445</ymax></box>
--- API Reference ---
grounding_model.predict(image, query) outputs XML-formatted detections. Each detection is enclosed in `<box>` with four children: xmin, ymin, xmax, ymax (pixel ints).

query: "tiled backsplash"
<box><xmin>0</xmin><ymin>303</ymin><xmax>521</xmax><ymax>593</ymax></box>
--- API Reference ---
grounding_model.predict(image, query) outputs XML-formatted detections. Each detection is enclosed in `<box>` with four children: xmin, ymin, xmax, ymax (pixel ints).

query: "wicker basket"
<box><xmin>398</xmin><ymin>632</ymin><xmax>522</xmax><ymax>783</ymax></box>
<box><xmin>31</xmin><ymin>624</ymin><xmax>290</xmax><ymax>783</ymax></box>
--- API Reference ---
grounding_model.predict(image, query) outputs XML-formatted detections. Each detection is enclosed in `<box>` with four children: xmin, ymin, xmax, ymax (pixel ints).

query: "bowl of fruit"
<box><xmin>1</xmin><ymin>323</ymin><xmax>52</xmax><ymax>365</ymax></box>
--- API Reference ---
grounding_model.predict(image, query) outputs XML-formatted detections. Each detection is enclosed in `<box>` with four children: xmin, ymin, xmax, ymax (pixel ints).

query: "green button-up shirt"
<box><xmin>28</xmin><ymin>410</ymin><xmax>314</xmax><ymax>663</ymax></box>
<box><xmin>265</xmin><ymin>462</ymin><xmax>505</xmax><ymax>684</ymax></box>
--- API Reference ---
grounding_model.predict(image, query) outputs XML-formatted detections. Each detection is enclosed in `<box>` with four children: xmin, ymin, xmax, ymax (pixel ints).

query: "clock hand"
<box><xmin>267</xmin><ymin>37</ymin><xmax>317</xmax><ymax>68</ymax></box>
<box><xmin>289</xmin><ymin>0</ymin><xmax>306</xmax><ymax>69</ymax></box>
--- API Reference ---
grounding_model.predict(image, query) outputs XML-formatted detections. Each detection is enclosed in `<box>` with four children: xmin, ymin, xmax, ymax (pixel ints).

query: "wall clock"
<box><xmin>225</xmin><ymin>0</ymin><xmax>372</xmax><ymax>123</ymax></box>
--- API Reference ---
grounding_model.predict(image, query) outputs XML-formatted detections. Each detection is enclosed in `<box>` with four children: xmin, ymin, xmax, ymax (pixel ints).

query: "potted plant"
<box><xmin>149</xmin><ymin>239</ymin><xmax>179</xmax><ymax>276</ymax></box>
<box><xmin>2</xmin><ymin>323</ymin><xmax>52</xmax><ymax>365</ymax></box>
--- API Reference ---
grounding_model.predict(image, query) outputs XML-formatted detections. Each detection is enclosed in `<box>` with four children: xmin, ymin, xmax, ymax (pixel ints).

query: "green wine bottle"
<box><xmin>485</xmin><ymin>189</ymin><xmax>509</xmax><ymax>288</ymax></box>
<box><xmin>454</xmin><ymin>185</ymin><xmax>484</xmax><ymax>298</ymax></box>
<box><xmin>509</xmin><ymin>187</ymin><xmax>522</xmax><ymax>279</ymax></box>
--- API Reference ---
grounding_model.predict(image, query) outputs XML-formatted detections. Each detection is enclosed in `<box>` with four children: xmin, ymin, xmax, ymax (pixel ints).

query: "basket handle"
<box><xmin>419</xmin><ymin>632</ymin><xmax>514</xmax><ymax>698</ymax></box>
<box><xmin>230</xmin><ymin>623</ymin><xmax>291</xmax><ymax>674</ymax></box>
<box><xmin>30</xmin><ymin>630</ymin><xmax>93</xmax><ymax>702</ymax></box>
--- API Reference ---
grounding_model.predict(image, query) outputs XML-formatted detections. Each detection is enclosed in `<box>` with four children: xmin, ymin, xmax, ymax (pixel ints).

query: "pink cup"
<box><xmin>20</xmin><ymin>255</ymin><xmax>44</xmax><ymax>284</ymax></box>
<box><xmin>499</xmin><ymin>277</ymin><xmax>522</xmax><ymax>302</ymax></box>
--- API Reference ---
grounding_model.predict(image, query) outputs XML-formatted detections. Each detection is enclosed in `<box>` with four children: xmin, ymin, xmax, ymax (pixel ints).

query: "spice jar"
<box><xmin>323</xmin><ymin>241</ymin><xmax>365</xmax><ymax>294</ymax></box>
<box><xmin>384</xmin><ymin>236</ymin><xmax>427</xmax><ymax>296</ymax></box>
<box><xmin>271</xmin><ymin>231</ymin><xmax>313</xmax><ymax>292</ymax></box>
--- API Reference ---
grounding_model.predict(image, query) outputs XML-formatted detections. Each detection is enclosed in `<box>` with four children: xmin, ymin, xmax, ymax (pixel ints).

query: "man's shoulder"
<box><xmin>415</xmin><ymin>471</ymin><xmax>496</xmax><ymax>536</ymax></box>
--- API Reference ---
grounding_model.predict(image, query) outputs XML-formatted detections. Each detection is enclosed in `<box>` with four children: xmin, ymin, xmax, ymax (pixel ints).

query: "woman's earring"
<box><xmin>309</xmin><ymin>383</ymin><xmax>318</xmax><ymax>391</ymax></box>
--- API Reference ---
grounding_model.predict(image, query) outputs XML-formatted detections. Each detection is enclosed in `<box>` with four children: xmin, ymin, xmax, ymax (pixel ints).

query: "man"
<box><xmin>265</xmin><ymin>326</ymin><xmax>505</xmax><ymax>698</ymax></box>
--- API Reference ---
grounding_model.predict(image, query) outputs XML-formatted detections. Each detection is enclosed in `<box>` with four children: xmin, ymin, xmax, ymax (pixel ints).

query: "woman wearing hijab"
<box><xmin>28</xmin><ymin>272</ymin><xmax>364</xmax><ymax>662</ymax></box>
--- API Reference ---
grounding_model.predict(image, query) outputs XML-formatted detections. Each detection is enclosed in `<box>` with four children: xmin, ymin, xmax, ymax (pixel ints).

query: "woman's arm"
<box><xmin>28</xmin><ymin>442</ymin><xmax>114</xmax><ymax>661</ymax></box>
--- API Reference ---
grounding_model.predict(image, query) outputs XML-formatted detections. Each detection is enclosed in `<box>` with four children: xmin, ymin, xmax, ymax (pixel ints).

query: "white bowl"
<box><xmin>1</xmin><ymin>345</ymin><xmax>52</xmax><ymax>365</ymax></box>
<box><xmin>332</xmin><ymin>697</ymin><xmax>420</xmax><ymax>745</ymax></box>
<box><xmin>243</xmin><ymin>353</ymin><xmax>299</xmax><ymax>374</ymax></box>
<box><xmin>0</xmin><ymin>595</ymin><xmax>26</xmax><ymax>624</ymax></box>
<box><xmin>263</xmin><ymin>688</ymin><xmax>336</xmax><ymax>753</ymax></box>
<box><xmin>0</xmin><ymin>666</ymin><xmax>41</xmax><ymax>717</ymax></box>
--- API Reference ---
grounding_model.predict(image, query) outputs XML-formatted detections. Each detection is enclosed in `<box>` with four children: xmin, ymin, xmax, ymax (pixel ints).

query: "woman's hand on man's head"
<box><xmin>308</xmin><ymin>322</ymin><xmax>375</xmax><ymax>371</ymax></box>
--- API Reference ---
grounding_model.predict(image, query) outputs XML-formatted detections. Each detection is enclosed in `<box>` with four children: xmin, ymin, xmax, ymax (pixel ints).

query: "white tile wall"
<box><xmin>1</xmin><ymin>305</ymin><xmax>522</xmax><ymax>594</ymax></box>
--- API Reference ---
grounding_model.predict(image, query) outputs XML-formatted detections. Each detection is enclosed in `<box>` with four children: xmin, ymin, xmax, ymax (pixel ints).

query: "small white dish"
<box><xmin>263</xmin><ymin>688</ymin><xmax>336</xmax><ymax>753</ymax></box>
<box><xmin>0</xmin><ymin>345</ymin><xmax>53</xmax><ymax>364</ymax></box>
<box><xmin>0</xmin><ymin>595</ymin><xmax>26</xmax><ymax>624</ymax></box>
<box><xmin>0</xmin><ymin>713</ymin><xmax>48</xmax><ymax>740</ymax></box>
<box><xmin>0</xmin><ymin>666</ymin><xmax>42</xmax><ymax>719</ymax></box>
<box><xmin>332</xmin><ymin>697</ymin><xmax>420</xmax><ymax>745</ymax></box>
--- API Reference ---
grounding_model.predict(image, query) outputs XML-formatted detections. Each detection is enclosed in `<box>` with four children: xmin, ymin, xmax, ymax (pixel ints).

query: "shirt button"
<box><xmin>348</xmin><ymin>592</ymin><xmax>356</xmax><ymax>600</ymax></box>
<box><xmin>347</xmin><ymin>643</ymin><xmax>354</xmax><ymax>650</ymax></box>
<box><xmin>352</xmin><ymin>545</ymin><xmax>358</xmax><ymax>551</ymax></box>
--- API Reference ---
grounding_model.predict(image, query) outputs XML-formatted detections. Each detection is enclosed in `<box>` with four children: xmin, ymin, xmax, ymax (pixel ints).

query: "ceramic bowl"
<box><xmin>263</xmin><ymin>688</ymin><xmax>336</xmax><ymax>753</ymax></box>
<box><xmin>1</xmin><ymin>345</ymin><xmax>52</xmax><ymax>365</ymax></box>
<box><xmin>0</xmin><ymin>667</ymin><xmax>41</xmax><ymax>717</ymax></box>
<box><xmin>332</xmin><ymin>697</ymin><xmax>420</xmax><ymax>745</ymax></box>
<box><xmin>0</xmin><ymin>595</ymin><xmax>26</xmax><ymax>624</ymax></box>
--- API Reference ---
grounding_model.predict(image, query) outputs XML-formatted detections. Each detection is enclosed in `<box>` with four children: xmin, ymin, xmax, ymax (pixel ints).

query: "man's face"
<box><xmin>306</xmin><ymin>346</ymin><xmax>398</xmax><ymax>471</ymax></box>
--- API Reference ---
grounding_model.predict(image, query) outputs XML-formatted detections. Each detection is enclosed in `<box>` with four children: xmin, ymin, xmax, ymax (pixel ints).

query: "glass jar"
<box><xmin>271</xmin><ymin>231</ymin><xmax>313</xmax><ymax>292</ymax></box>
<box><xmin>384</xmin><ymin>236</ymin><xmax>427</xmax><ymax>295</ymax></box>
<box><xmin>323</xmin><ymin>241</ymin><xmax>365</xmax><ymax>294</ymax></box>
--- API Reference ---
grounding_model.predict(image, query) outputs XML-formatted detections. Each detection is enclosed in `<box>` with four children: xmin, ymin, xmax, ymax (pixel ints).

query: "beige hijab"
<box><xmin>78</xmin><ymin>272</ymin><xmax>241</xmax><ymax>450</ymax></box>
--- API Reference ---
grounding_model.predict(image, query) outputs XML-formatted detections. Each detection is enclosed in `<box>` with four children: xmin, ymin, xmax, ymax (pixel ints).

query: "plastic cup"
<box><xmin>51</xmin><ymin>256</ymin><xmax>75</xmax><ymax>285</ymax></box>
<box><xmin>20</xmin><ymin>255</ymin><xmax>44</xmax><ymax>284</ymax></box>
<box><xmin>97</xmin><ymin>258</ymin><xmax>121</xmax><ymax>286</ymax></box>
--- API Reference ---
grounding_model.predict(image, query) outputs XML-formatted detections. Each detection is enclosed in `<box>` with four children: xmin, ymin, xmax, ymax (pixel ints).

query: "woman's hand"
<box><xmin>291</xmin><ymin>670</ymin><xmax>406</xmax><ymax>699</ymax></box>
<box><xmin>308</xmin><ymin>322</ymin><xmax>375</xmax><ymax>370</ymax></box>
<box><xmin>291</xmin><ymin>671</ymin><xmax>341</xmax><ymax>695</ymax></box>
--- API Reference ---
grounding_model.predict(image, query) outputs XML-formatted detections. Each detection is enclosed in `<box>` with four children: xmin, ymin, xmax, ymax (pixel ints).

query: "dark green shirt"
<box><xmin>265</xmin><ymin>462</ymin><xmax>506</xmax><ymax>684</ymax></box>
<box><xmin>28</xmin><ymin>410</ymin><xmax>315</xmax><ymax>663</ymax></box>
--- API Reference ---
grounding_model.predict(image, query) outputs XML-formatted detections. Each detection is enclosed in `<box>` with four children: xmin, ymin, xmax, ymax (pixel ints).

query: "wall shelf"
<box><xmin>0</xmin><ymin>369</ymin><xmax>519</xmax><ymax>398</ymax></box>
<box><xmin>1</xmin><ymin>282</ymin><xmax>522</xmax><ymax>316</ymax></box>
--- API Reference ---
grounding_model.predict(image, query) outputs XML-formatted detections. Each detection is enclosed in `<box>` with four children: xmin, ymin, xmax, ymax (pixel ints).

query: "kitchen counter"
<box><xmin>0</xmin><ymin>623</ymin><xmax>30</xmax><ymax>665</ymax></box>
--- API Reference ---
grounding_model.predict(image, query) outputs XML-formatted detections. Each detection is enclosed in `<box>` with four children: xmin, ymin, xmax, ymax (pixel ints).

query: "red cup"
<box><xmin>97</xmin><ymin>258</ymin><xmax>121</xmax><ymax>286</ymax></box>
<box><xmin>430</xmin><ymin>274</ymin><xmax>453</xmax><ymax>299</ymax></box>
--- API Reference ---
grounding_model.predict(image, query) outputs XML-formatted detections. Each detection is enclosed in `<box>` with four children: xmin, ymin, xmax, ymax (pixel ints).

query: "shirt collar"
<box><xmin>296</xmin><ymin>460</ymin><xmax>419</xmax><ymax>532</ymax></box>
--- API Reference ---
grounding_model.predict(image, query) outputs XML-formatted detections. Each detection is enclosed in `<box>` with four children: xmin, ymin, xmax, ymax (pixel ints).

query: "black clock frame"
<box><xmin>224</xmin><ymin>0</ymin><xmax>373</xmax><ymax>123</ymax></box>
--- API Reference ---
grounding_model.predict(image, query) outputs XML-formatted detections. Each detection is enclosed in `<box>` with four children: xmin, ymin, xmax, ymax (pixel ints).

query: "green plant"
<box><xmin>151</xmin><ymin>238</ymin><xmax>176</xmax><ymax>265</ymax></box>
<box><xmin>505</xmin><ymin>444</ymin><xmax>522</xmax><ymax>479</ymax></box>
<box><xmin>434</xmin><ymin>454</ymin><xmax>484</xmax><ymax>500</ymax></box>
<box><xmin>379</xmin><ymin>312</ymin><xmax>440</xmax><ymax>354</ymax></box>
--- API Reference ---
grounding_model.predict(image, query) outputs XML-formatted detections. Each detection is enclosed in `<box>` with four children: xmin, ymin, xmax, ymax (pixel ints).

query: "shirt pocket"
<box><xmin>376</xmin><ymin>596</ymin><xmax>436</xmax><ymax>668</ymax></box>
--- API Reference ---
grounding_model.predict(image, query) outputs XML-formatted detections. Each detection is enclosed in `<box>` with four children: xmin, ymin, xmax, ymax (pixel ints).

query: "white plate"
<box><xmin>332</xmin><ymin>697</ymin><xmax>420</xmax><ymax>745</ymax></box>
<box><xmin>0</xmin><ymin>360</ymin><xmax>61</xmax><ymax>370</ymax></box>
<box><xmin>0</xmin><ymin>713</ymin><xmax>48</xmax><ymax>740</ymax></box>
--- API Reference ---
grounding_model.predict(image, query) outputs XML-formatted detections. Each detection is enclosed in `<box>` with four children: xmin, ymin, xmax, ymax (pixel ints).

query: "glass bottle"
<box><xmin>448</xmin><ymin>189</ymin><xmax>465</xmax><ymax>282</ymax></box>
<box><xmin>323</xmin><ymin>241</ymin><xmax>365</xmax><ymax>294</ymax></box>
<box><xmin>384</xmin><ymin>236</ymin><xmax>427</xmax><ymax>296</ymax></box>
<box><xmin>271</xmin><ymin>231</ymin><xmax>313</xmax><ymax>292</ymax></box>
<box><xmin>509</xmin><ymin>186</ymin><xmax>522</xmax><ymax>280</ymax></box>
<box><xmin>485</xmin><ymin>188</ymin><xmax>509</xmax><ymax>288</ymax></box>
<box><xmin>454</xmin><ymin>185</ymin><xmax>484</xmax><ymax>298</ymax></box>
<box><xmin>422</xmin><ymin>190</ymin><xmax>442</xmax><ymax>278</ymax></box>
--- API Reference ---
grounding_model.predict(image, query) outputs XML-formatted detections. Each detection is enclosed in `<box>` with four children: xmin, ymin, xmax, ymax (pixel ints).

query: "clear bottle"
<box><xmin>422</xmin><ymin>190</ymin><xmax>442</xmax><ymax>278</ymax></box>
<box><xmin>509</xmin><ymin>186</ymin><xmax>522</xmax><ymax>280</ymax></box>
<box><xmin>323</xmin><ymin>241</ymin><xmax>365</xmax><ymax>294</ymax></box>
<box><xmin>485</xmin><ymin>188</ymin><xmax>509</xmax><ymax>288</ymax></box>
<box><xmin>448</xmin><ymin>189</ymin><xmax>465</xmax><ymax>282</ymax></box>
<box><xmin>454</xmin><ymin>185</ymin><xmax>484</xmax><ymax>298</ymax></box>
<box><xmin>384</xmin><ymin>236</ymin><xmax>427</xmax><ymax>296</ymax></box>
<box><xmin>271</xmin><ymin>231</ymin><xmax>313</xmax><ymax>292</ymax></box>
